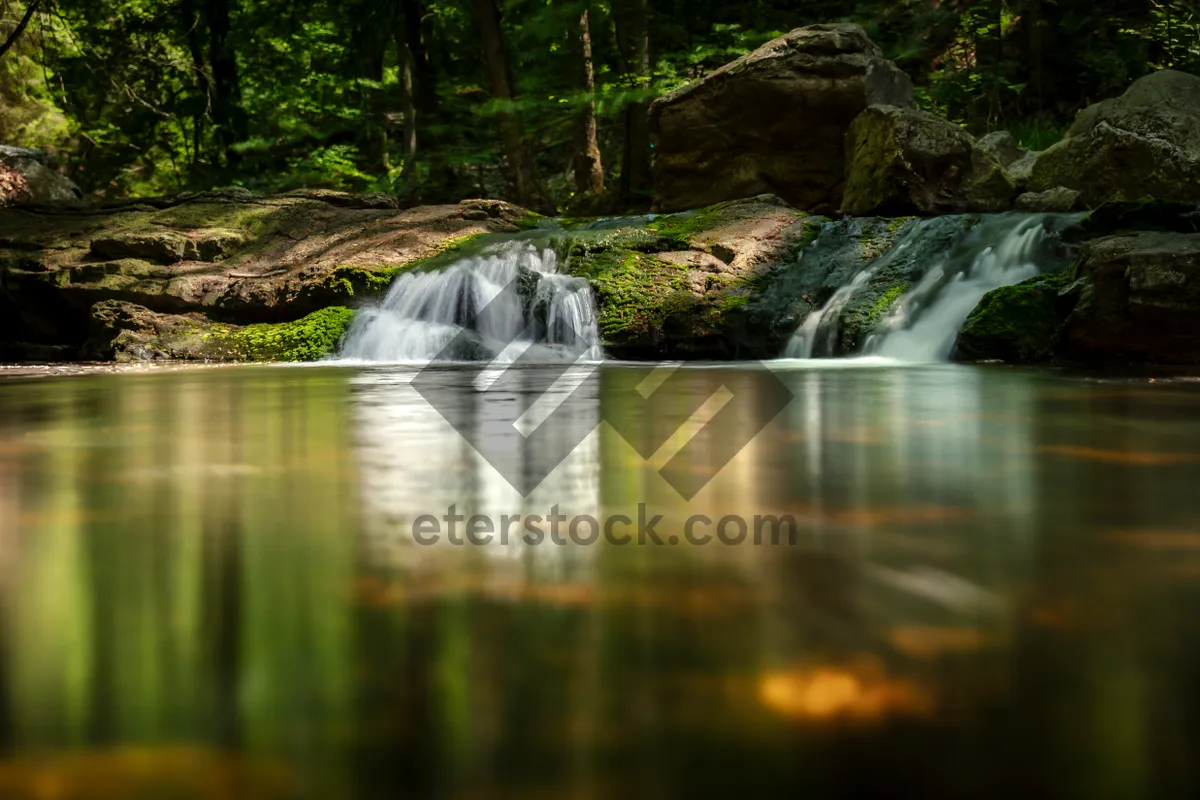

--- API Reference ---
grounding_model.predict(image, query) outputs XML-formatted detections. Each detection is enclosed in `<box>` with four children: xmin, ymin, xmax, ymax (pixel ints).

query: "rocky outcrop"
<box><xmin>563</xmin><ymin>195</ymin><xmax>821</xmax><ymax>358</ymax></box>
<box><xmin>841</xmin><ymin>105</ymin><xmax>1015</xmax><ymax>215</ymax></box>
<box><xmin>84</xmin><ymin>300</ymin><xmax>356</xmax><ymax>362</ymax></box>
<box><xmin>958</xmin><ymin>229</ymin><xmax>1200</xmax><ymax>364</ymax></box>
<box><xmin>1061</xmin><ymin>232</ymin><xmax>1200</xmax><ymax>362</ymax></box>
<box><xmin>1029</xmin><ymin>70</ymin><xmax>1200</xmax><ymax>206</ymax></box>
<box><xmin>0</xmin><ymin>192</ymin><xmax>538</xmax><ymax>361</ymax></box>
<box><xmin>0</xmin><ymin>145</ymin><xmax>84</xmax><ymax>206</ymax></box>
<box><xmin>649</xmin><ymin>23</ymin><xmax>914</xmax><ymax>214</ymax></box>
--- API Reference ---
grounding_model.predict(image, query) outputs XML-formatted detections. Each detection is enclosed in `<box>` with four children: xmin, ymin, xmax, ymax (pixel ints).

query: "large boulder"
<box><xmin>957</xmin><ymin>230</ymin><xmax>1200</xmax><ymax>364</ymax></box>
<box><xmin>842</xmin><ymin>105</ymin><xmax>1015</xmax><ymax>215</ymax></box>
<box><xmin>1060</xmin><ymin>231</ymin><xmax>1200</xmax><ymax>362</ymax></box>
<box><xmin>1029</xmin><ymin>70</ymin><xmax>1200</xmax><ymax>206</ymax></box>
<box><xmin>0</xmin><ymin>145</ymin><xmax>84</xmax><ymax>206</ymax></box>
<box><xmin>649</xmin><ymin>23</ymin><xmax>914</xmax><ymax>213</ymax></box>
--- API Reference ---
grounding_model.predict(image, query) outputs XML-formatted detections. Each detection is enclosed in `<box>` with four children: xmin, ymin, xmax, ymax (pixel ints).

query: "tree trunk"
<box><xmin>395</xmin><ymin>29</ymin><xmax>418</xmax><ymax>181</ymax></box>
<box><xmin>615</xmin><ymin>0</ymin><xmax>652</xmax><ymax>209</ymax></box>
<box><xmin>472</xmin><ymin>0</ymin><xmax>553</xmax><ymax>213</ymax></box>
<box><xmin>183</xmin><ymin>0</ymin><xmax>210</xmax><ymax>175</ymax></box>
<box><xmin>400</xmin><ymin>0</ymin><xmax>437</xmax><ymax>120</ymax></box>
<box><xmin>358</xmin><ymin>12</ymin><xmax>389</xmax><ymax>175</ymax></box>
<box><xmin>202</xmin><ymin>0</ymin><xmax>248</xmax><ymax>170</ymax></box>
<box><xmin>571</xmin><ymin>8</ymin><xmax>604</xmax><ymax>203</ymax></box>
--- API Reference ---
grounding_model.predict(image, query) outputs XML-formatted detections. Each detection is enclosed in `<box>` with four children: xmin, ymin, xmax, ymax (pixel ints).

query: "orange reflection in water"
<box><xmin>1036</xmin><ymin>445</ymin><xmax>1200</xmax><ymax>466</ymax></box>
<box><xmin>0</xmin><ymin>747</ymin><xmax>295</xmax><ymax>800</ymax></box>
<box><xmin>886</xmin><ymin>626</ymin><xmax>994</xmax><ymax>659</ymax></box>
<box><xmin>757</xmin><ymin>658</ymin><xmax>933</xmax><ymax>722</ymax></box>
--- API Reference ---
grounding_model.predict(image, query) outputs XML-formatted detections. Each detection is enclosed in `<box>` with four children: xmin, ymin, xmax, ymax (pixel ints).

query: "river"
<box><xmin>1</xmin><ymin>360</ymin><xmax>1199</xmax><ymax>797</ymax></box>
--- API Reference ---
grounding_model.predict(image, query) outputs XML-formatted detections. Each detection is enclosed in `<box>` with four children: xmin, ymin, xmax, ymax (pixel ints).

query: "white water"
<box><xmin>784</xmin><ymin>268</ymin><xmax>877</xmax><ymax>358</ymax></box>
<box><xmin>788</xmin><ymin>214</ymin><xmax>1059</xmax><ymax>363</ymax></box>
<box><xmin>339</xmin><ymin>240</ymin><xmax>601</xmax><ymax>363</ymax></box>
<box><xmin>865</xmin><ymin>216</ymin><xmax>1047</xmax><ymax>361</ymax></box>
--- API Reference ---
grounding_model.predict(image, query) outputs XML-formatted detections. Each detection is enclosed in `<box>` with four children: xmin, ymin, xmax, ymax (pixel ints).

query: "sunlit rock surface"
<box><xmin>649</xmin><ymin>23</ymin><xmax>914</xmax><ymax>213</ymax></box>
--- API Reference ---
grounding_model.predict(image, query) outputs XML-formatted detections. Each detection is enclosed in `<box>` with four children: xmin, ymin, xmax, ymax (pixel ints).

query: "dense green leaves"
<box><xmin>0</xmin><ymin>0</ymin><xmax>1197</xmax><ymax>208</ymax></box>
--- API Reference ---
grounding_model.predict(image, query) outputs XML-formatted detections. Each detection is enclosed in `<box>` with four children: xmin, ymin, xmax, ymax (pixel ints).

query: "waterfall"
<box><xmin>784</xmin><ymin>213</ymin><xmax>1076</xmax><ymax>363</ymax></box>
<box><xmin>864</xmin><ymin>215</ymin><xmax>1047</xmax><ymax>361</ymax></box>
<box><xmin>785</xmin><ymin>268</ymin><xmax>876</xmax><ymax>358</ymax></box>
<box><xmin>339</xmin><ymin>239</ymin><xmax>601</xmax><ymax>363</ymax></box>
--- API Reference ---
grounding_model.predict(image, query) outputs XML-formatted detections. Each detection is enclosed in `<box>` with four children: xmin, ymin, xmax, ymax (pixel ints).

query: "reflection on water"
<box><xmin>2</xmin><ymin>363</ymin><xmax>1200</xmax><ymax>797</ymax></box>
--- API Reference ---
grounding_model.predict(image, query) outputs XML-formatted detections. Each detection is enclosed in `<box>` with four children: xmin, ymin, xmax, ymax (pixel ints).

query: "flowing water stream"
<box><xmin>783</xmin><ymin>213</ymin><xmax>1077</xmax><ymax>362</ymax></box>
<box><xmin>340</xmin><ymin>238</ymin><xmax>601</xmax><ymax>363</ymax></box>
<box><xmin>4</xmin><ymin>212</ymin><xmax>1197</xmax><ymax>798</ymax></box>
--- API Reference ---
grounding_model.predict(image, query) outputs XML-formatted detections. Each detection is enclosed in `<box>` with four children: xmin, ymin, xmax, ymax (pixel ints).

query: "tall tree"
<box><xmin>201</xmin><ymin>0</ymin><xmax>248</xmax><ymax>170</ymax></box>
<box><xmin>615</xmin><ymin>0</ymin><xmax>652</xmax><ymax>208</ymax></box>
<box><xmin>570</xmin><ymin>5</ymin><xmax>605</xmax><ymax>205</ymax></box>
<box><xmin>472</xmin><ymin>0</ymin><xmax>553</xmax><ymax>213</ymax></box>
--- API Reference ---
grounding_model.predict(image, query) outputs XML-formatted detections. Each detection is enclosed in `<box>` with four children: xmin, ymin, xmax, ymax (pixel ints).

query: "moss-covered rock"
<box><xmin>842</xmin><ymin>105</ymin><xmax>1015</xmax><ymax>216</ymax></box>
<box><xmin>85</xmin><ymin>300</ymin><xmax>355</xmax><ymax>362</ymax></box>
<box><xmin>1028</xmin><ymin>70</ymin><xmax>1200</xmax><ymax>207</ymax></box>
<box><xmin>955</xmin><ymin>272</ymin><xmax>1079</xmax><ymax>363</ymax></box>
<box><xmin>561</xmin><ymin>195</ymin><xmax>817</xmax><ymax>357</ymax></box>
<box><xmin>0</xmin><ymin>193</ymin><xmax>525</xmax><ymax>361</ymax></box>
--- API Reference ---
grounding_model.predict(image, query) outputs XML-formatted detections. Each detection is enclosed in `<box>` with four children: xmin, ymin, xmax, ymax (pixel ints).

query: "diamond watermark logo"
<box><xmin>410</xmin><ymin>278</ymin><xmax>794</xmax><ymax>499</ymax></box>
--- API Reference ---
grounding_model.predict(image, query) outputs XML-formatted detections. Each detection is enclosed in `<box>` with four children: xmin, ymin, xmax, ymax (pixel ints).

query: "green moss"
<box><xmin>514</xmin><ymin>212</ymin><xmax>548</xmax><ymax>231</ymax></box>
<box><xmin>956</xmin><ymin>272</ymin><xmax>1076</xmax><ymax>363</ymax></box>
<box><xmin>720</xmin><ymin>293</ymin><xmax>750</xmax><ymax>311</ymax></box>
<box><xmin>212</xmin><ymin>306</ymin><xmax>356</xmax><ymax>361</ymax></box>
<box><xmin>867</xmin><ymin>284</ymin><xmax>907</xmax><ymax>324</ymax></box>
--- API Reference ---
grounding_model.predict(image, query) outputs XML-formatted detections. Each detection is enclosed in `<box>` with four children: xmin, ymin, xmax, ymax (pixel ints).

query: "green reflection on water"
<box><xmin>0</xmin><ymin>364</ymin><xmax>1198</xmax><ymax>798</ymax></box>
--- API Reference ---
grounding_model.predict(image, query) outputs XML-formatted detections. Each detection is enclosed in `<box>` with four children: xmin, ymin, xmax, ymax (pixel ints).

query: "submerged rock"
<box><xmin>1029</xmin><ymin>70</ymin><xmax>1200</xmax><ymax>206</ymax></box>
<box><xmin>842</xmin><ymin>105</ymin><xmax>1015</xmax><ymax>215</ymax></box>
<box><xmin>649</xmin><ymin>23</ymin><xmax>914</xmax><ymax>213</ymax></box>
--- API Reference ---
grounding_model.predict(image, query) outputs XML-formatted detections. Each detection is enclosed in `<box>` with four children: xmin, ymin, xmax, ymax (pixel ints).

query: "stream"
<box><xmin>2</xmin><ymin>361</ymin><xmax>1200</xmax><ymax>797</ymax></box>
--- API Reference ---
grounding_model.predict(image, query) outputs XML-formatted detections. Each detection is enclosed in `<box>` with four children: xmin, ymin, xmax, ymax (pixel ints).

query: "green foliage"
<box><xmin>0</xmin><ymin>0</ymin><xmax>1194</xmax><ymax>208</ymax></box>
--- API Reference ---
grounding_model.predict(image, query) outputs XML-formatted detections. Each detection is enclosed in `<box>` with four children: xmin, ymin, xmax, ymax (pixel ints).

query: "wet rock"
<box><xmin>1029</xmin><ymin>70</ymin><xmax>1200</xmax><ymax>206</ymax></box>
<box><xmin>563</xmin><ymin>195</ymin><xmax>819</xmax><ymax>358</ymax></box>
<box><xmin>842</xmin><ymin>105</ymin><xmax>1015</xmax><ymax>215</ymax></box>
<box><xmin>956</xmin><ymin>272</ymin><xmax>1079</xmax><ymax>363</ymax></box>
<box><xmin>649</xmin><ymin>23</ymin><xmax>914</xmax><ymax>213</ymax></box>
<box><xmin>89</xmin><ymin>229</ymin><xmax>247</xmax><ymax>264</ymax></box>
<box><xmin>1061</xmin><ymin>231</ymin><xmax>1200</xmax><ymax>363</ymax></box>
<box><xmin>0</xmin><ymin>193</ymin><xmax>525</xmax><ymax>361</ymax></box>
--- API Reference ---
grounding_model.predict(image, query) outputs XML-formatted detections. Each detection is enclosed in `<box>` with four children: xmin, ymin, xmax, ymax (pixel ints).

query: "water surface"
<box><xmin>2</xmin><ymin>362</ymin><xmax>1200</xmax><ymax>798</ymax></box>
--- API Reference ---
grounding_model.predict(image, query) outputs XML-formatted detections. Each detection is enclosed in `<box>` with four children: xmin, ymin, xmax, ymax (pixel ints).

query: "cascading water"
<box><xmin>864</xmin><ymin>215</ymin><xmax>1048</xmax><ymax>360</ymax></box>
<box><xmin>783</xmin><ymin>213</ymin><xmax>1078</xmax><ymax>363</ymax></box>
<box><xmin>785</xmin><ymin>268</ymin><xmax>876</xmax><ymax>358</ymax></box>
<box><xmin>339</xmin><ymin>238</ymin><xmax>601</xmax><ymax>362</ymax></box>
